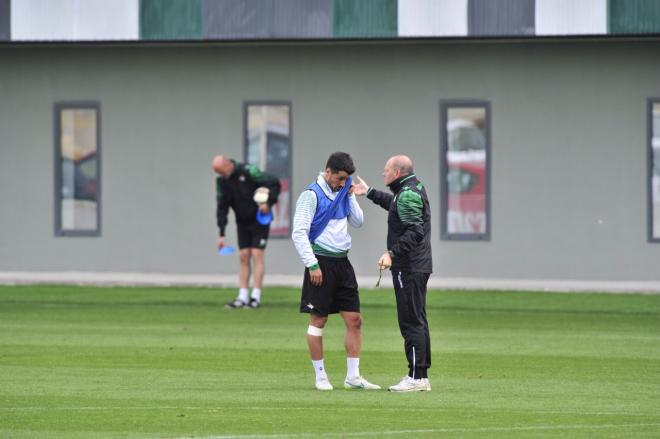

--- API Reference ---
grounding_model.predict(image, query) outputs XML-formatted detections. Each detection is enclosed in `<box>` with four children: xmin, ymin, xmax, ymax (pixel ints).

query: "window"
<box><xmin>649</xmin><ymin>99</ymin><xmax>660</xmax><ymax>242</ymax></box>
<box><xmin>54</xmin><ymin>103</ymin><xmax>101</xmax><ymax>236</ymax></box>
<box><xmin>243</xmin><ymin>102</ymin><xmax>292</xmax><ymax>238</ymax></box>
<box><xmin>440</xmin><ymin>101</ymin><xmax>490</xmax><ymax>240</ymax></box>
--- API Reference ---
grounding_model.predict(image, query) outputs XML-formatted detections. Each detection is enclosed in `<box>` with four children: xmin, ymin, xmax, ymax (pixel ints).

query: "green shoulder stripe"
<box><xmin>396</xmin><ymin>188</ymin><xmax>423</xmax><ymax>224</ymax></box>
<box><xmin>246</xmin><ymin>164</ymin><xmax>263</xmax><ymax>179</ymax></box>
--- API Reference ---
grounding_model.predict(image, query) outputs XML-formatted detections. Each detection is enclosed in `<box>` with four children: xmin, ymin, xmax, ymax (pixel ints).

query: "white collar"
<box><xmin>317</xmin><ymin>172</ymin><xmax>336</xmax><ymax>199</ymax></box>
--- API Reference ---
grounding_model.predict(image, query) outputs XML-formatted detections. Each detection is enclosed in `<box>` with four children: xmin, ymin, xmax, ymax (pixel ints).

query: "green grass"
<box><xmin>1</xmin><ymin>285</ymin><xmax>659</xmax><ymax>438</ymax></box>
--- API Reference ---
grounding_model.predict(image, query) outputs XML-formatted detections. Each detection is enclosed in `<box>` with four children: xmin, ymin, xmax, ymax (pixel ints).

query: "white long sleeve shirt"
<box><xmin>292</xmin><ymin>173</ymin><xmax>364</xmax><ymax>268</ymax></box>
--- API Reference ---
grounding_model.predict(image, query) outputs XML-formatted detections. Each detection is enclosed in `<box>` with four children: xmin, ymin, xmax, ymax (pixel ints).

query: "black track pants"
<box><xmin>392</xmin><ymin>271</ymin><xmax>431</xmax><ymax>377</ymax></box>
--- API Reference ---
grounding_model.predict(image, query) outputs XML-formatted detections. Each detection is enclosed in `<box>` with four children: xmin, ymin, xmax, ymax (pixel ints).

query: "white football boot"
<box><xmin>344</xmin><ymin>376</ymin><xmax>381</xmax><ymax>390</ymax></box>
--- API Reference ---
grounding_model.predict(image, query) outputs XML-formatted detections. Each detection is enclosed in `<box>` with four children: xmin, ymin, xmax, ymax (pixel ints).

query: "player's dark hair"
<box><xmin>325</xmin><ymin>152</ymin><xmax>355</xmax><ymax>175</ymax></box>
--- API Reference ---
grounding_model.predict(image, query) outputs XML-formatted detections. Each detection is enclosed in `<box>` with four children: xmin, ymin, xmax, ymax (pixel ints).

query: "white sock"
<box><xmin>312</xmin><ymin>359</ymin><xmax>328</xmax><ymax>380</ymax></box>
<box><xmin>347</xmin><ymin>357</ymin><xmax>360</xmax><ymax>379</ymax></box>
<box><xmin>237</xmin><ymin>288</ymin><xmax>249</xmax><ymax>303</ymax></box>
<box><xmin>250</xmin><ymin>288</ymin><xmax>261</xmax><ymax>302</ymax></box>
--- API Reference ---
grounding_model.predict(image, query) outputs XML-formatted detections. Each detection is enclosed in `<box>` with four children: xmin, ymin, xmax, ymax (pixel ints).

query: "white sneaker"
<box><xmin>422</xmin><ymin>378</ymin><xmax>432</xmax><ymax>391</ymax></box>
<box><xmin>344</xmin><ymin>376</ymin><xmax>381</xmax><ymax>390</ymax></box>
<box><xmin>315</xmin><ymin>377</ymin><xmax>333</xmax><ymax>391</ymax></box>
<box><xmin>388</xmin><ymin>376</ymin><xmax>431</xmax><ymax>392</ymax></box>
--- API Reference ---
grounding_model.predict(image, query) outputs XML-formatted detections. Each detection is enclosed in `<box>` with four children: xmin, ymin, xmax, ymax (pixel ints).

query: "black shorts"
<box><xmin>300</xmin><ymin>255</ymin><xmax>360</xmax><ymax>316</ymax></box>
<box><xmin>237</xmin><ymin>222</ymin><xmax>270</xmax><ymax>250</ymax></box>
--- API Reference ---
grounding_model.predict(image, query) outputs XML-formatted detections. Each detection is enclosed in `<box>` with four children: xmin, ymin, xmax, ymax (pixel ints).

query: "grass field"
<box><xmin>1</xmin><ymin>285</ymin><xmax>659</xmax><ymax>438</ymax></box>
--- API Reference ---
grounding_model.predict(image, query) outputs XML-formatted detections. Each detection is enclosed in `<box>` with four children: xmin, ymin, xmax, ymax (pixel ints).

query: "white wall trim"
<box><xmin>11</xmin><ymin>0</ymin><xmax>139</xmax><ymax>41</ymax></box>
<box><xmin>1</xmin><ymin>271</ymin><xmax>660</xmax><ymax>294</ymax></box>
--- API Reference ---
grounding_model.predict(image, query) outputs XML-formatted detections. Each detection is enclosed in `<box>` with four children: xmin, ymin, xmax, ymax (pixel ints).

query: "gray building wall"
<box><xmin>0</xmin><ymin>40</ymin><xmax>659</xmax><ymax>281</ymax></box>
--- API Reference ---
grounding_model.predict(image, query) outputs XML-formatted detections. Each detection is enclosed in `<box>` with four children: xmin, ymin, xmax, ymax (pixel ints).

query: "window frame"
<box><xmin>242</xmin><ymin>100</ymin><xmax>293</xmax><ymax>239</ymax></box>
<box><xmin>53</xmin><ymin>101</ymin><xmax>102</xmax><ymax>237</ymax></box>
<box><xmin>648</xmin><ymin>97</ymin><xmax>660</xmax><ymax>243</ymax></box>
<box><xmin>439</xmin><ymin>99</ymin><xmax>491</xmax><ymax>241</ymax></box>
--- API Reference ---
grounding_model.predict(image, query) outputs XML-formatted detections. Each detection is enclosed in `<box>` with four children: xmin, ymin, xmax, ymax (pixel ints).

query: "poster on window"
<box><xmin>441</xmin><ymin>102</ymin><xmax>490</xmax><ymax>240</ymax></box>
<box><xmin>245</xmin><ymin>103</ymin><xmax>292</xmax><ymax>238</ymax></box>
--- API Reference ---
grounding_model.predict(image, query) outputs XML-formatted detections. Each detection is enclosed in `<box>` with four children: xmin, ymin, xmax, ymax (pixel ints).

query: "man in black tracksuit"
<box><xmin>213</xmin><ymin>155</ymin><xmax>281</xmax><ymax>309</ymax></box>
<box><xmin>354</xmin><ymin>155</ymin><xmax>433</xmax><ymax>392</ymax></box>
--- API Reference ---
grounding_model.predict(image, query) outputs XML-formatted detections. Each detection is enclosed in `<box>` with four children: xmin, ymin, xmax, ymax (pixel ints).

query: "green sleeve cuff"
<box><xmin>308</xmin><ymin>263</ymin><xmax>320</xmax><ymax>271</ymax></box>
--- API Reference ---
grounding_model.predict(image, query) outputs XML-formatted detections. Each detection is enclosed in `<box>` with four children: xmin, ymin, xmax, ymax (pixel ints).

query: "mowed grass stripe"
<box><xmin>1</xmin><ymin>348</ymin><xmax>659</xmax><ymax>383</ymax></box>
<box><xmin>1</xmin><ymin>286</ymin><xmax>659</xmax><ymax>438</ymax></box>
<box><xmin>173</xmin><ymin>423</ymin><xmax>660</xmax><ymax>438</ymax></box>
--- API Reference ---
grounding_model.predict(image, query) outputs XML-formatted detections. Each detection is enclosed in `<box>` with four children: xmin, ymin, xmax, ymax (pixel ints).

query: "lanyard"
<box><xmin>375</xmin><ymin>267</ymin><xmax>383</xmax><ymax>288</ymax></box>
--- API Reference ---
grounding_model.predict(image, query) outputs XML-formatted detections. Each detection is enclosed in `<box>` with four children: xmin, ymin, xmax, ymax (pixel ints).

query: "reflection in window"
<box><xmin>651</xmin><ymin>100</ymin><xmax>660</xmax><ymax>241</ymax></box>
<box><xmin>55</xmin><ymin>104</ymin><xmax>100</xmax><ymax>236</ymax></box>
<box><xmin>441</xmin><ymin>102</ymin><xmax>490</xmax><ymax>240</ymax></box>
<box><xmin>244</xmin><ymin>103</ymin><xmax>292</xmax><ymax>237</ymax></box>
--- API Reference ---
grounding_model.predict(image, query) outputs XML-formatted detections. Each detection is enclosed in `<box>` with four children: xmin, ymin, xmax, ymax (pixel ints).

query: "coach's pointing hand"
<box><xmin>352</xmin><ymin>176</ymin><xmax>369</xmax><ymax>196</ymax></box>
<box><xmin>309</xmin><ymin>267</ymin><xmax>323</xmax><ymax>286</ymax></box>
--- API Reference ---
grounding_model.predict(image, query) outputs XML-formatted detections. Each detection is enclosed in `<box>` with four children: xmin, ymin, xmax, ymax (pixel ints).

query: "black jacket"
<box><xmin>366</xmin><ymin>174</ymin><xmax>432</xmax><ymax>273</ymax></box>
<box><xmin>216</xmin><ymin>161</ymin><xmax>281</xmax><ymax>236</ymax></box>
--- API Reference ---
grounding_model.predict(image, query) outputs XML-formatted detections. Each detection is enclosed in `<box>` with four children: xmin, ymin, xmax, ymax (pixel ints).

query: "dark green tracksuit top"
<box><xmin>366</xmin><ymin>174</ymin><xmax>432</xmax><ymax>274</ymax></box>
<box><xmin>216</xmin><ymin>161</ymin><xmax>281</xmax><ymax>236</ymax></box>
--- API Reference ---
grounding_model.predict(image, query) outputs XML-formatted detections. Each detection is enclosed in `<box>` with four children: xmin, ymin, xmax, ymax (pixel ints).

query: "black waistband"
<box><xmin>314</xmin><ymin>254</ymin><xmax>348</xmax><ymax>261</ymax></box>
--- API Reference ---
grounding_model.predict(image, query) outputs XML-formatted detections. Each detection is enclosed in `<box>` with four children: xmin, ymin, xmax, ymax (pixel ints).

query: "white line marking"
<box><xmin>169</xmin><ymin>423</ymin><xmax>660</xmax><ymax>439</ymax></box>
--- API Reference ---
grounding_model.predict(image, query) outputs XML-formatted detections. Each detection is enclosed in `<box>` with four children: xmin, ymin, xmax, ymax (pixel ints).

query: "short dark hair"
<box><xmin>325</xmin><ymin>152</ymin><xmax>355</xmax><ymax>175</ymax></box>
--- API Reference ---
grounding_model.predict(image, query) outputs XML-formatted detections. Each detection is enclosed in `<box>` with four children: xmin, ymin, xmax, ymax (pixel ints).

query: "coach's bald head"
<box><xmin>383</xmin><ymin>155</ymin><xmax>414</xmax><ymax>185</ymax></box>
<box><xmin>212</xmin><ymin>155</ymin><xmax>235</xmax><ymax>179</ymax></box>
